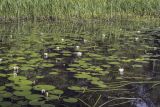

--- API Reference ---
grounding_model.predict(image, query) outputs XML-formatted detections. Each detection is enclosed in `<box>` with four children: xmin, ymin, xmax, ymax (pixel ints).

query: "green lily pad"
<box><xmin>63</xmin><ymin>97</ymin><xmax>78</xmax><ymax>103</ymax></box>
<box><xmin>46</xmin><ymin>95</ymin><xmax>59</xmax><ymax>100</ymax></box>
<box><xmin>36</xmin><ymin>76</ymin><xmax>44</xmax><ymax>79</ymax></box>
<box><xmin>0</xmin><ymin>101</ymin><xmax>12</xmax><ymax>107</ymax></box>
<box><xmin>8</xmin><ymin>76</ymin><xmax>27</xmax><ymax>81</ymax></box>
<box><xmin>13</xmin><ymin>85</ymin><xmax>32</xmax><ymax>91</ymax></box>
<box><xmin>33</xmin><ymin>85</ymin><xmax>55</xmax><ymax>91</ymax></box>
<box><xmin>2</xmin><ymin>92</ymin><xmax>13</xmax><ymax>98</ymax></box>
<box><xmin>0</xmin><ymin>86</ymin><xmax>5</xmax><ymax>90</ymax></box>
<box><xmin>25</xmin><ymin>94</ymin><xmax>43</xmax><ymax>100</ymax></box>
<box><xmin>49</xmin><ymin>72</ymin><xmax>59</xmax><ymax>75</ymax></box>
<box><xmin>68</xmin><ymin>86</ymin><xmax>83</xmax><ymax>91</ymax></box>
<box><xmin>67</xmin><ymin>68</ymin><xmax>76</xmax><ymax>72</ymax></box>
<box><xmin>49</xmin><ymin>89</ymin><xmax>64</xmax><ymax>95</ymax></box>
<box><xmin>5</xmin><ymin>83</ymin><xmax>15</xmax><ymax>87</ymax></box>
<box><xmin>29</xmin><ymin>100</ymin><xmax>45</xmax><ymax>106</ymax></box>
<box><xmin>74</xmin><ymin>72</ymin><xmax>92</xmax><ymax>79</ymax></box>
<box><xmin>20</xmin><ymin>66</ymin><xmax>34</xmax><ymax>71</ymax></box>
<box><xmin>0</xmin><ymin>73</ymin><xmax>7</xmax><ymax>77</ymax></box>
<box><xmin>101</xmin><ymin>65</ymin><xmax>111</xmax><ymax>68</ymax></box>
<box><xmin>41</xmin><ymin>63</ymin><xmax>54</xmax><ymax>68</ymax></box>
<box><xmin>17</xmin><ymin>101</ymin><xmax>28</xmax><ymax>106</ymax></box>
<box><xmin>14</xmin><ymin>80</ymin><xmax>33</xmax><ymax>85</ymax></box>
<box><xmin>91</xmin><ymin>80</ymin><xmax>107</xmax><ymax>88</ymax></box>
<box><xmin>14</xmin><ymin>91</ymin><xmax>31</xmax><ymax>96</ymax></box>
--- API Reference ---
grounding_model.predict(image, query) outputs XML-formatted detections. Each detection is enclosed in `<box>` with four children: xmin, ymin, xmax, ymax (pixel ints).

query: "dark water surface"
<box><xmin>0</xmin><ymin>20</ymin><xmax>160</xmax><ymax>107</ymax></box>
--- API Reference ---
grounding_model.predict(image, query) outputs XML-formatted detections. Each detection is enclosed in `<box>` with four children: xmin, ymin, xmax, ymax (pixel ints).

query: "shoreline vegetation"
<box><xmin>0</xmin><ymin>0</ymin><xmax>160</xmax><ymax>22</ymax></box>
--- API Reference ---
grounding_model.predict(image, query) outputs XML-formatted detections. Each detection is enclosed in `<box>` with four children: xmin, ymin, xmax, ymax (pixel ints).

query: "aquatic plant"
<box><xmin>0</xmin><ymin>0</ymin><xmax>159</xmax><ymax>21</ymax></box>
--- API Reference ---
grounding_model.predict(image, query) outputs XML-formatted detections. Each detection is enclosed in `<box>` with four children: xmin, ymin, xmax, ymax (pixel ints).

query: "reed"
<box><xmin>0</xmin><ymin>0</ymin><xmax>159</xmax><ymax>21</ymax></box>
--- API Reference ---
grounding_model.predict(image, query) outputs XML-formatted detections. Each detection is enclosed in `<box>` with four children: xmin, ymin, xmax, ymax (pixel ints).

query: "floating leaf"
<box><xmin>63</xmin><ymin>97</ymin><xmax>78</xmax><ymax>103</ymax></box>
<box><xmin>33</xmin><ymin>85</ymin><xmax>55</xmax><ymax>91</ymax></box>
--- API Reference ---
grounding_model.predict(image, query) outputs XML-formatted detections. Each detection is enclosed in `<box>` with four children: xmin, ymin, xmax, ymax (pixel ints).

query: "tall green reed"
<box><xmin>0</xmin><ymin>0</ymin><xmax>159</xmax><ymax>21</ymax></box>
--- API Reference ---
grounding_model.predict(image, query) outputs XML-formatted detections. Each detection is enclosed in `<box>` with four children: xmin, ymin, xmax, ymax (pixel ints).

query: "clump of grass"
<box><xmin>0</xmin><ymin>0</ymin><xmax>159</xmax><ymax>21</ymax></box>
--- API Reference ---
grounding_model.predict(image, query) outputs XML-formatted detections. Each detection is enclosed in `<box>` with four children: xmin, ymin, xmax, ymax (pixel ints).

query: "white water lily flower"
<box><xmin>76</xmin><ymin>52</ymin><xmax>82</xmax><ymax>57</ymax></box>
<box><xmin>137</xmin><ymin>31</ymin><xmax>141</xmax><ymax>33</ymax></box>
<box><xmin>44</xmin><ymin>53</ymin><xmax>48</xmax><ymax>58</ymax></box>
<box><xmin>44</xmin><ymin>53</ymin><xmax>48</xmax><ymax>56</ymax></box>
<box><xmin>119</xmin><ymin>68</ymin><xmax>124</xmax><ymax>75</ymax></box>
<box><xmin>41</xmin><ymin>89</ymin><xmax>46</xmax><ymax>94</ymax></box>
<box><xmin>0</xmin><ymin>58</ymin><xmax>2</xmax><ymax>62</ymax></box>
<box><xmin>13</xmin><ymin>66</ymin><xmax>19</xmax><ymax>73</ymax></box>
<box><xmin>61</xmin><ymin>38</ymin><xmax>64</xmax><ymax>42</ymax></box>
<box><xmin>56</xmin><ymin>47</ymin><xmax>60</xmax><ymax>50</ymax></box>
<box><xmin>13</xmin><ymin>66</ymin><xmax>19</xmax><ymax>71</ymax></box>
<box><xmin>135</xmin><ymin>37</ymin><xmax>139</xmax><ymax>41</ymax></box>
<box><xmin>102</xmin><ymin>34</ymin><xmax>106</xmax><ymax>38</ymax></box>
<box><xmin>76</xmin><ymin>46</ymin><xmax>80</xmax><ymax>50</ymax></box>
<box><xmin>154</xmin><ymin>47</ymin><xmax>157</xmax><ymax>50</ymax></box>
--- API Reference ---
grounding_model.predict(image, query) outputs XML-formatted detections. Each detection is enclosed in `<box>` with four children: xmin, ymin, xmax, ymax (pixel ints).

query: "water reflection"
<box><xmin>0</xmin><ymin>20</ymin><xmax>160</xmax><ymax>107</ymax></box>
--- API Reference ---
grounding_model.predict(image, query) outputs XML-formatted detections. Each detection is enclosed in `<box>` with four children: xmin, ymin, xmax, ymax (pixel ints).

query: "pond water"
<box><xmin>0</xmin><ymin>20</ymin><xmax>160</xmax><ymax>107</ymax></box>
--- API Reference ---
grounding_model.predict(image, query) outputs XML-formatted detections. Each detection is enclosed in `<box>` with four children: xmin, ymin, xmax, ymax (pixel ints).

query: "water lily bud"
<box><xmin>102</xmin><ymin>34</ymin><xmax>106</xmax><ymax>38</ymax></box>
<box><xmin>84</xmin><ymin>39</ymin><xmax>87</xmax><ymax>43</ymax></box>
<box><xmin>32</xmin><ymin>80</ymin><xmax>36</xmax><ymax>85</ymax></box>
<box><xmin>40</xmin><ymin>33</ymin><xmax>44</xmax><ymax>35</ymax></box>
<box><xmin>10</xmin><ymin>35</ymin><xmax>13</xmax><ymax>38</ymax></box>
<box><xmin>45</xmin><ymin>92</ymin><xmax>49</xmax><ymax>97</ymax></box>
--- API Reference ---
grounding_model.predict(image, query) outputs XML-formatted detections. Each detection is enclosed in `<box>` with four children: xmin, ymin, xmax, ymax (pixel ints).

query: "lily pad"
<box><xmin>0</xmin><ymin>86</ymin><xmax>5</xmax><ymax>90</ymax></box>
<box><xmin>63</xmin><ymin>97</ymin><xmax>78</xmax><ymax>103</ymax></box>
<box><xmin>13</xmin><ymin>85</ymin><xmax>32</xmax><ymax>91</ymax></box>
<box><xmin>29</xmin><ymin>100</ymin><xmax>45</xmax><ymax>106</ymax></box>
<box><xmin>14</xmin><ymin>91</ymin><xmax>31</xmax><ymax>96</ymax></box>
<box><xmin>0</xmin><ymin>73</ymin><xmax>7</xmax><ymax>77</ymax></box>
<box><xmin>1</xmin><ymin>92</ymin><xmax>13</xmax><ymax>98</ymax></box>
<box><xmin>49</xmin><ymin>89</ymin><xmax>64</xmax><ymax>95</ymax></box>
<box><xmin>68</xmin><ymin>86</ymin><xmax>83</xmax><ymax>91</ymax></box>
<box><xmin>33</xmin><ymin>85</ymin><xmax>55</xmax><ymax>91</ymax></box>
<box><xmin>46</xmin><ymin>95</ymin><xmax>59</xmax><ymax>100</ymax></box>
<box><xmin>25</xmin><ymin>94</ymin><xmax>43</xmax><ymax>100</ymax></box>
<box><xmin>0</xmin><ymin>101</ymin><xmax>12</xmax><ymax>107</ymax></box>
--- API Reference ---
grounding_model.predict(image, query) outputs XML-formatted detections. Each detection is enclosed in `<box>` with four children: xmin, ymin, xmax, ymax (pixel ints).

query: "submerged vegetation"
<box><xmin>0</xmin><ymin>0</ymin><xmax>160</xmax><ymax>21</ymax></box>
